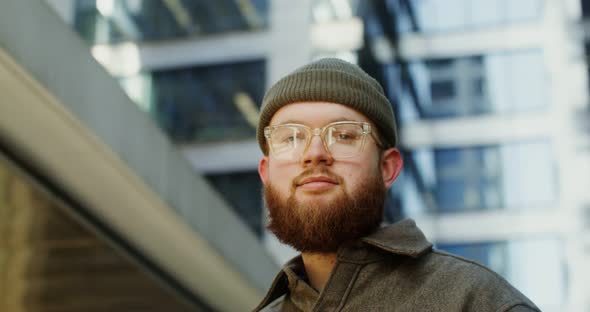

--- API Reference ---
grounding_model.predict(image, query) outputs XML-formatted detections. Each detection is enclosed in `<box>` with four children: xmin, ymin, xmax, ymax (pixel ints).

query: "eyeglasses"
<box><xmin>264</xmin><ymin>121</ymin><xmax>381</xmax><ymax>160</ymax></box>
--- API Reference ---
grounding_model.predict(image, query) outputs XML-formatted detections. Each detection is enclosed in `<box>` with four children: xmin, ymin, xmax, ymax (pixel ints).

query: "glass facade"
<box><xmin>437</xmin><ymin>237</ymin><xmax>566</xmax><ymax>308</ymax></box>
<box><xmin>396</xmin><ymin>140</ymin><xmax>557</xmax><ymax>215</ymax></box>
<box><xmin>150</xmin><ymin>60</ymin><xmax>265</xmax><ymax>143</ymax></box>
<box><xmin>311</xmin><ymin>0</ymin><xmax>363</xmax><ymax>23</ymax></box>
<box><xmin>354</xmin><ymin>1</ymin><xmax>579</xmax><ymax>309</ymax></box>
<box><xmin>395</xmin><ymin>50</ymin><xmax>547</xmax><ymax>122</ymax></box>
<box><xmin>73</xmin><ymin>0</ymin><xmax>269</xmax><ymax>44</ymax></box>
<box><xmin>393</xmin><ymin>0</ymin><xmax>544</xmax><ymax>34</ymax></box>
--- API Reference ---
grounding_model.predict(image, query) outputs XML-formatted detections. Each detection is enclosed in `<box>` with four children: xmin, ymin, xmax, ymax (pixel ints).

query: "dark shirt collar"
<box><xmin>253</xmin><ymin>219</ymin><xmax>433</xmax><ymax>311</ymax></box>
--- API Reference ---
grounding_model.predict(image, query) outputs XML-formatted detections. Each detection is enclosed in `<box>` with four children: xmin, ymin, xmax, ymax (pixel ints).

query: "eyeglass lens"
<box><xmin>270</xmin><ymin>124</ymin><xmax>366</xmax><ymax>160</ymax></box>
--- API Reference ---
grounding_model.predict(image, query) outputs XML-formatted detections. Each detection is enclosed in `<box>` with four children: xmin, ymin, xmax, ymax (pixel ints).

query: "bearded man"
<box><xmin>253</xmin><ymin>58</ymin><xmax>539</xmax><ymax>312</ymax></box>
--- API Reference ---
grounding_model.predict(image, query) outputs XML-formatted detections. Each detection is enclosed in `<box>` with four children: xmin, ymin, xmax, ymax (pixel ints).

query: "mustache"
<box><xmin>292</xmin><ymin>166</ymin><xmax>343</xmax><ymax>187</ymax></box>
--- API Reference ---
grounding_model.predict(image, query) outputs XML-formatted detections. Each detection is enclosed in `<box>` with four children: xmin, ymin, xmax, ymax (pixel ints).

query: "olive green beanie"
<box><xmin>257</xmin><ymin>58</ymin><xmax>398</xmax><ymax>154</ymax></box>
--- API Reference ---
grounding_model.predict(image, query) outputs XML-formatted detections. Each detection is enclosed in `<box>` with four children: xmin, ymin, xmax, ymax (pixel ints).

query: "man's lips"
<box><xmin>296</xmin><ymin>176</ymin><xmax>339</xmax><ymax>190</ymax></box>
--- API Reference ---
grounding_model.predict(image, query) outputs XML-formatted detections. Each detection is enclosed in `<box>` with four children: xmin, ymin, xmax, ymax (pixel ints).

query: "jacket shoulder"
<box><xmin>420</xmin><ymin>249</ymin><xmax>540</xmax><ymax>311</ymax></box>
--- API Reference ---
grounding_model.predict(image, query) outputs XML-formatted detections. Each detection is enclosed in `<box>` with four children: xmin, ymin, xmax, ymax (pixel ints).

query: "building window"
<box><xmin>429</xmin><ymin>80</ymin><xmax>455</xmax><ymax>100</ymax></box>
<box><xmin>205</xmin><ymin>171</ymin><xmax>263</xmax><ymax>237</ymax></box>
<box><xmin>73</xmin><ymin>0</ymin><xmax>269</xmax><ymax>44</ymax></box>
<box><xmin>396</xmin><ymin>140</ymin><xmax>557</xmax><ymax>214</ymax></box>
<box><xmin>394</xmin><ymin>0</ymin><xmax>544</xmax><ymax>34</ymax></box>
<box><xmin>151</xmin><ymin>60</ymin><xmax>265</xmax><ymax>143</ymax></box>
<box><xmin>399</xmin><ymin>50</ymin><xmax>546</xmax><ymax>121</ymax></box>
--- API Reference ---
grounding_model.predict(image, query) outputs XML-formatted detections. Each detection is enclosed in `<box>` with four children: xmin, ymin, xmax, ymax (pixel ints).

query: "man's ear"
<box><xmin>258</xmin><ymin>156</ymin><xmax>269</xmax><ymax>185</ymax></box>
<box><xmin>381</xmin><ymin>148</ymin><xmax>403</xmax><ymax>189</ymax></box>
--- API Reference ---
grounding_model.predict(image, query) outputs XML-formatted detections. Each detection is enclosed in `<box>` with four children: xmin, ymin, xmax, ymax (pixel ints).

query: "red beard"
<box><xmin>265</xmin><ymin>166</ymin><xmax>385</xmax><ymax>253</ymax></box>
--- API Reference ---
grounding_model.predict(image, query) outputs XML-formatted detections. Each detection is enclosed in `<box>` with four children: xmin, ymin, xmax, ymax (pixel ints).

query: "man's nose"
<box><xmin>302</xmin><ymin>135</ymin><xmax>334</xmax><ymax>165</ymax></box>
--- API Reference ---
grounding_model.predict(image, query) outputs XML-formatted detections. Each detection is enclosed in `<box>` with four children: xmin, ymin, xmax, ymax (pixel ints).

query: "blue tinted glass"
<box><xmin>205</xmin><ymin>171</ymin><xmax>263</xmax><ymax>237</ymax></box>
<box><xmin>151</xmin><ymin>60</ymin><xmax>265</xmax><ymax>143</ymax></box>
<box><xmin>396</xmin><ymin>170</ymin><xmax>428</xmax><ymax>216</ymax></box>
<box><xmin>434</xmin><ymin>149</ymin><xmax>462</xmax><ymax>167</ymax></box>
<box><xmin>402</xmin><ymin>50</ymin><xmax>546</xmax><ymax>121</ymax></box>
<box><xmin>394</xmin><ymin>0</ymin><xmax>543</xmax><ymax>34</ymax></box>
<box><xmin>73</xmin><ymin>0</ymin><xmax>269</xmax><ymax>44</ymax></box>
<box><xmin>396</xmin><ymin>140</ymin><xmax>556</xmax><ymax>214</ymax></box>
<box><xmin>429</xmin><ymin>80</ymin><xmax>455</xmax><ymax>100</ymax></box>
<box><xmin>435</xmin><ymin>179</ymin><xmax>470</xmax><ymax>212</ymax></box>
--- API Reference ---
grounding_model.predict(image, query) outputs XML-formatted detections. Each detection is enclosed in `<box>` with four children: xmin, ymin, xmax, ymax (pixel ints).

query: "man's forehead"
<box><xmin>272</xmin><ymin>117</ymin><xmax>362</xmax><ymax>125</ymax></box>
<box><xmin>268</xmin><ymin>102</ymin><xmax>371</xmax><ymax>126</ymax></box>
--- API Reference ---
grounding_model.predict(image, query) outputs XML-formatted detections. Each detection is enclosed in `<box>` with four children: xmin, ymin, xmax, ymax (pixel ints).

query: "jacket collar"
<box><xmin>253</xmin><ymin>219</ymin><xmax>433</xmax><ymax>311</ymax></box>
<box><xmin>333</xmin><ymin>218</ymin><xmax>432</xmax><ymax>263</ymax></box>
<box><xmin>361</xmin><ymin>218</ymin><xmax>433</xmax><ymax>258</ymax></box>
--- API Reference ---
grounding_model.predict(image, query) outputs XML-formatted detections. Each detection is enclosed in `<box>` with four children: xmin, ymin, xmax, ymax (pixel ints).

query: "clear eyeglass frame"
<box><xmin>264</xmin><ymin>121</ymin><xmax>382</xmax><ymax>160</ymax></box>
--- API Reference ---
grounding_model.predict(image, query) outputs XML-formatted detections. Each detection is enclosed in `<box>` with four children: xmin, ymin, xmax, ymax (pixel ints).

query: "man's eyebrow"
<box><xmin>274</xmin><ymin>117</ymin><xmax>360</xmax><ymax>125</ymax></box>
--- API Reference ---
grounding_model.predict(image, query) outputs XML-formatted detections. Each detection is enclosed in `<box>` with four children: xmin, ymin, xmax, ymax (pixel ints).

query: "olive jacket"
<box><xmin>254</xmin><ymin>219</ymin><xmax>540</xmax><ymax>312</ymax></box>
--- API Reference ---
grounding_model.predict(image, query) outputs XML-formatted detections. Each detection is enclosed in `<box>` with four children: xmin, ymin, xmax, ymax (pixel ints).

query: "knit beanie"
<box><xmin>257</xmin><ymin>58</ymin><xmax>397</xmax><ymax>154</ymax></box>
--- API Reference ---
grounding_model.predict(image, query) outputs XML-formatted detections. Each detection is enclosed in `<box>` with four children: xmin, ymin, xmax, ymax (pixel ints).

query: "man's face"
<box><xmin>258</xmin><ymin>102</ymin><xmax>403</xmax><ymax>253</ymax></box>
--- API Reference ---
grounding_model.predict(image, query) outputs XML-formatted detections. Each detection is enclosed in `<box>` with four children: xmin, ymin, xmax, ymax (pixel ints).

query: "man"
<box><xmin>253</xmin><ymin>58</ymin><xmax>539</xmax><ymax>311</ymax></box>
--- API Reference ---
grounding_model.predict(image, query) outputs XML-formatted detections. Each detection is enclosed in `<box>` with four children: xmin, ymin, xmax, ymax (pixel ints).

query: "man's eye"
<box><xmin>339</xmin><ymin>133</ymin><xmax>352</xmax><ymax>139</ymax></box>
<box><xmin>279</xmin><ymin>132</ymin><xmax>305</xmax><ymax>144</ymax></box>
<box><xmin>282</xmin><ymin>136</ymin><xmax>295</xmax><ymax>143</ymax></box>
<box><xmin>336</xmin><ymin>132</ymin><xmax>357</xmax><ymax>140</ymax></box>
